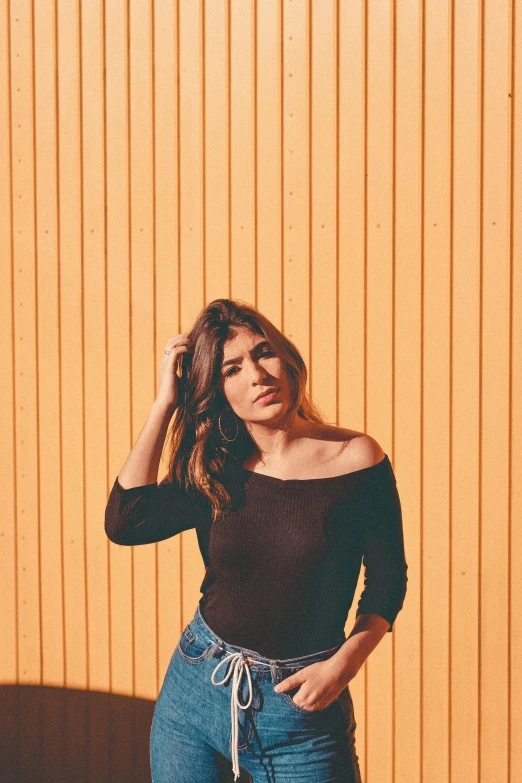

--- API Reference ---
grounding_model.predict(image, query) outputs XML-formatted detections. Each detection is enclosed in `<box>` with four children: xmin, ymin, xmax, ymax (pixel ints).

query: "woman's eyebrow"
<box><xmin>221</xmin><ymin>341</ymin><xmax>271</xmax><ymax>369</ymax></box>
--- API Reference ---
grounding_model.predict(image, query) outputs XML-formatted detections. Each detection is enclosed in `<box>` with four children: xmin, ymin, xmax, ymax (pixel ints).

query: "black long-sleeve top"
<box><xmin>104</xmin><ymin>453</ymin><xmax>408</xmax><ymax>659</ymax></box>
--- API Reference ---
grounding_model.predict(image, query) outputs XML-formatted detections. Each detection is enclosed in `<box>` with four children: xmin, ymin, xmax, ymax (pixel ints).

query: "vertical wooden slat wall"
<box><xmin>0</xmin><ymin>1</ymin><xmax>520</xmax><ymax>782</ymax></box>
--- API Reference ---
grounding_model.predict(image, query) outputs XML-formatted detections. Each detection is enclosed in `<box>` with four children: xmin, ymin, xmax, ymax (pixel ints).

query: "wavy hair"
<box><xmin>163</xmin><ymin>298</ymin><xmax>327</xmax><ymax>522</ymax></box>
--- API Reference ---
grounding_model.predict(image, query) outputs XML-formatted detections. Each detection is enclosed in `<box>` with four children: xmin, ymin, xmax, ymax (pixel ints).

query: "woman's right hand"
<box><xmin>155</xmin><ymin>333</ymin><xmax>194</xmax><ymax>411</ymax></box>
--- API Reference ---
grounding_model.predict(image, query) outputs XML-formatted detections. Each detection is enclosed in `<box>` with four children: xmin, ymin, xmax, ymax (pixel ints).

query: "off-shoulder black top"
<box><xmin>104</xmin><ymin>453</ymin><xmax>408</xmax><ymax>658</ymax></box>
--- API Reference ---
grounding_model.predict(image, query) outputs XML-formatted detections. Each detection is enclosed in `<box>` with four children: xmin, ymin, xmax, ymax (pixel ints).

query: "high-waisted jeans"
<box><xmin>150</xmin><ymin>603</ymin><xmax>362</xmax><ymax>783</ymax></box>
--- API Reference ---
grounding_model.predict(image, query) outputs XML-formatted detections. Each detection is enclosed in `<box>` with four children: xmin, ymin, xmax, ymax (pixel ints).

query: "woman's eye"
<box><xmin>224</xmin><ymin>351</ymin><xmax>275</xmax><ymax>377</ymax></box>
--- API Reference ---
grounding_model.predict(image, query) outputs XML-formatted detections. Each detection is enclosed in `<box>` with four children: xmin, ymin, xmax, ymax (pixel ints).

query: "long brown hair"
<box><xmin>163</xmin><ymin>298</ymin><xmax>327</xmax><ymax>522</ymax></box>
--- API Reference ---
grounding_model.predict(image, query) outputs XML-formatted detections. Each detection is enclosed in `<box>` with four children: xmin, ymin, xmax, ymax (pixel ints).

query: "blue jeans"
<box><xmin>150</xmin><ymin>603</ymin><xmax>362</xmax><ymax>783</ymax></box>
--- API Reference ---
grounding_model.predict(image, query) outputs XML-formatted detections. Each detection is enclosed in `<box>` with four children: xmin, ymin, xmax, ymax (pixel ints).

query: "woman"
<box><xmin>105</xmin><ymin>298</ymin><xmax>408</xmax><ymax>783</ymax></box>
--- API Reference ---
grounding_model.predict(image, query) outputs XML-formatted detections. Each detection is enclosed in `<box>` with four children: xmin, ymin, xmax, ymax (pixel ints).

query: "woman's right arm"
<box><xmin>104</xmin><ymin>334</ymin><xmax>206</xmax><ymax>546</ymax></box>
<box><xmin>117</xmin><ymin>399</ymin><xmax>178</xmax><ymax>491</ymax></box>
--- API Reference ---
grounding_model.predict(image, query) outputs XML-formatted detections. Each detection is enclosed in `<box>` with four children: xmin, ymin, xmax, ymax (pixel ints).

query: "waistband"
<box><xmin>189</xmin><ymin>603</ymin><xmax>346</xmax><ymax>782</ymax></box>
<box><xmin>194</xmin><ymin>601</ymin><xmax>345</xmax><ymax>668</ymax></box>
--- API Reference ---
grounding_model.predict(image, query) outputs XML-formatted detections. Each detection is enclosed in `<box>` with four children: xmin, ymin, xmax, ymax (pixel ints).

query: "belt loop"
<box><xmin>270</xmin><ymin>661</ymin><xmax>278</xmax><ymax>684</ymax></box>
<box><xmin>209</xmin><ymin>641</ymin><xmax>225</xmax><ymax>659</ymax></box>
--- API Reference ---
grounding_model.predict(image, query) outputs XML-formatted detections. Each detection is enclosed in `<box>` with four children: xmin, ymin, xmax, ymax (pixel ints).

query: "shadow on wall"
<box><xmin>0</xmin><ymin>685</ymin><xmax>252</xmax><ymax>783</ymax></box>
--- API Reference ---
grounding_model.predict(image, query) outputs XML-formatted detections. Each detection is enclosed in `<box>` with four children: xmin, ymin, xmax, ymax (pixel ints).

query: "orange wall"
<box><xmin>1</xmin><ymin>1</ymin><xmax>521</xmax><ymax>782</ymax></box>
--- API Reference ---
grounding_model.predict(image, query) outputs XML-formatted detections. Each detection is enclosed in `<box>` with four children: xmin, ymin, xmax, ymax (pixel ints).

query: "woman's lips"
<box><xmin>255</xmin><ymin>389</ymin><xmax>279</xmax><ymax>404</ymax></box>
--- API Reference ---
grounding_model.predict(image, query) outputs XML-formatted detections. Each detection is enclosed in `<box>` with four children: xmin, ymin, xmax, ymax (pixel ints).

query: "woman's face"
<box><xmin>219</xmin><ymin>327</ymin><xmax>292</xmax><ymax>425</ymax></box>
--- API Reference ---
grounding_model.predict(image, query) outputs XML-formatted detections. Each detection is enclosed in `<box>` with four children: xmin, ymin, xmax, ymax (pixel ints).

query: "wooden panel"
<box><xmin>481</xmin><ymin>0</ymin><xmax>512</xmax><ymax>780</ymax></box>
<box><xmin>0</xmin><ymin>1</ymin><xmax>520</xmax><ymax>782</ymax></box>
<box><xmin>154</xmin><ymin>0</ymin><xmax>183</xmax><ymax>703</ymax></box>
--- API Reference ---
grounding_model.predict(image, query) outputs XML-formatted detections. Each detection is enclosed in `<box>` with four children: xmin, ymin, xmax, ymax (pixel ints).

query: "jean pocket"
<box><xmin>281</xmin><ymin>686</ymin><xmax>342</xmax><ymax>716</ymax></box>
<box><xmin>176</xmin><ymin>624</ymin><xmax>215</xmax><ymax>665</ymax></box>
<box><xmin>278</xmin><ymin>667</ymin><xmax>342</xmax><ymax>718</ymax></box>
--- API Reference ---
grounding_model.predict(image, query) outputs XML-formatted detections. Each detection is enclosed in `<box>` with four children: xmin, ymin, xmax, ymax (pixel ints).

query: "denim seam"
<box><xmin>229</xmin><ymin>702</ymin><xmax>257</xmax><ymax>753</ymax></box>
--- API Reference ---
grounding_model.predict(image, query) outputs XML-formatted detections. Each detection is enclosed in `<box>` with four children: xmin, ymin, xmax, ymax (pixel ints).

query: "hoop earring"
<box><xmin>218</xmin><ymin>410</ymin><xmax>239</xmax><ymax>442</ymax></box>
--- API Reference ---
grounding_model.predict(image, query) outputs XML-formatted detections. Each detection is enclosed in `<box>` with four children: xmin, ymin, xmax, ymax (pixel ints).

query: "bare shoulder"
<box><xmin>343</xmin><ymin>433</ymin><xmax>386</xmax><ymax>470</ymax></box>
<box><xmin>312</xmin><ymin>424</ymin><xmax>385</xmax><ymax>472</ymax></box>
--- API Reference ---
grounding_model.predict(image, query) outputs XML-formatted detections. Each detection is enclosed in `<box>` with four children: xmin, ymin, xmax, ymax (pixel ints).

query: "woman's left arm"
<box><xmin>332</xmin><ymin>455</ymin><xmax>409</xmax><ymax>680</ymax></box>
<box><xmin>273</xmin><ymin>614</ymin><xmax>392</xmax><ymax>707</ymax></box>
<box><xmin>274</xmin><ymin>446</ymin><xmax>409</xmax><ymax>707</ymax></box>
<box><xmin>328</xmin><ymin>612</ymin><xmax>392</xmax><ymax>683</ymax></box>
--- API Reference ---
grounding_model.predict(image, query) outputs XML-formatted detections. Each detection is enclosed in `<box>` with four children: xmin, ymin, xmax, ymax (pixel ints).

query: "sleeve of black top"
<box><xmin>355</xmin><ymin>464</ymin><xmax>409</xmax><ymax>632</ymax></box>
<box><xmin>104</xmin><ymin>475</ymin><xmax>206</xmax><ymax>546</ymax></box>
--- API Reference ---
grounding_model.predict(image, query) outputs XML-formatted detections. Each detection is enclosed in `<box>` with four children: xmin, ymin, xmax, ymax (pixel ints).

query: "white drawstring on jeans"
<box><xmin>210</xmin><ymin>651</ymin><xmax>255</xmax><ymax>782</ymax></box>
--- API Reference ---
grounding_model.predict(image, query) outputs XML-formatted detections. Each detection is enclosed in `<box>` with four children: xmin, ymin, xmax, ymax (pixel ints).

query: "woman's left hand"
<box><xmin>273</xmin><ymin>658</ymin><xmax>356</xmax><ymax>711</ymax></box>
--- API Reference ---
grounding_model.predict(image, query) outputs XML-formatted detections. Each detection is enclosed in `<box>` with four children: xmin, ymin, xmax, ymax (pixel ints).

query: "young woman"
<box><xmin>105</xmin><ymin>298</ymin><xmax>408</xmax><ymax>783</ymax></box>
